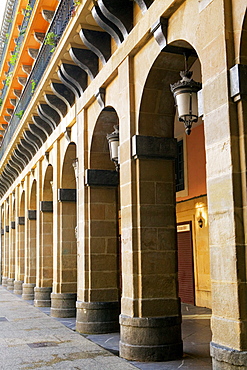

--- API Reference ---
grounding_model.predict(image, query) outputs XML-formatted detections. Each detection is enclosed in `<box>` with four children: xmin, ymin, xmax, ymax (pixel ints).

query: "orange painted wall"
<box><xmin>177</xmin><ymin>123</ymin><xmax>207</xmax><ymax>202</ymax></box>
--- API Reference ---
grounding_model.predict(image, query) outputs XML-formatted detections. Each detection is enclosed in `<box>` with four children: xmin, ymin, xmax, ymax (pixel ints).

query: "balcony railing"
<box><xmin>0</xmin><ymin>0</ymin><xmax>75</xmax><ymax>160</ymax></box>
<box><xmin>0</xmin><ymin>0</ymin><xmax>19</xmax><ymax>71</ymax></box>
<box><xmin>1</xmin><ymin>0</ymin><xmax>37</xmax><ymax>103</ymax></box>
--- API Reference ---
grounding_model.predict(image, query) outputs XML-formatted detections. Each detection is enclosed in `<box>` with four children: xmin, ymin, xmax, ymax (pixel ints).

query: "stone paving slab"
<box><xmin>0</xmin><ymin>287</ymin><xmax>137</xmax><ymax>370</ymax></box>
<box><xmin>0</xmin><ymin>287</ymin><xmax>213</xmax><ymax>369</ymax></box>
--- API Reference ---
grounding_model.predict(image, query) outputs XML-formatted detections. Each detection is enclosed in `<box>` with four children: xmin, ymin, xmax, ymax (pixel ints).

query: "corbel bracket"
<box><xmin>151</xmin><ymin>17</ymin><xmax>168</xmax><ymax>50</ymax></box>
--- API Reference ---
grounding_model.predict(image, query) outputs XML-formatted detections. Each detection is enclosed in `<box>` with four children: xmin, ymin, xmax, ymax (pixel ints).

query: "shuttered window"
<box><xmin>177</xmin><ymin>224</ymin><xmax>195</xmax><ymax>305</ymax></box>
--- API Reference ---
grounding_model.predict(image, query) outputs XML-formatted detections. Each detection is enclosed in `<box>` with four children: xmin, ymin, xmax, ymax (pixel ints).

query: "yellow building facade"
<box><xmin>0</xmin><ymin>0</ymin><xmax>246</xmax><ymax>368</ymax></box>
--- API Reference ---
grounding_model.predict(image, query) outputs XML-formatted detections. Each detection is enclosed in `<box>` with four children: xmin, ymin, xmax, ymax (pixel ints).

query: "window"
<box><xmin>175</xmin><ymin>140</ymin><xmax>184</xmax><ymax>192</ymax></box>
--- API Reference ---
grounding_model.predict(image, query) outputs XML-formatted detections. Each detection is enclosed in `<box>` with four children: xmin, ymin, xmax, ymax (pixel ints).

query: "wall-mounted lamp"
<box><xmin>198</xmin><ymin>218</ymin><xmax>203</xmax><ymax>228</ymax></box>
<box><xmin>170</xmin><ymin>54</ymin><xmax>202</xmax><ymax>135</ymax></box>
<box><xmin>106</xmin><ymin>125</ymin><xmax>119</xmax><ymax>171</ymax></box>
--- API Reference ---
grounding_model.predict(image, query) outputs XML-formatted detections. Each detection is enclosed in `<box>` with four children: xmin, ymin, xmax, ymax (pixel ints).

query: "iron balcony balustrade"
<box><xmin>0</xmin><ymin>0</ymin><xmax>37</xmax><ymax>103</ymax></box>
<box><xmin>0</xmin><ymin>0</ymin><xmax>75</xmax><ymax>160</ymax></box>
<box><xmin>0</xmin><ymin>0</ymin><xmax>19</xmax><ymax>71</ymax></box>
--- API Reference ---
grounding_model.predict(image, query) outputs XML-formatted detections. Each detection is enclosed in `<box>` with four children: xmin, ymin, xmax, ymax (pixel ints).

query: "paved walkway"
<box><xmin>0</xmin><ymin>286</ymin><xmax>212</xmax><ymax>369</ymax></box>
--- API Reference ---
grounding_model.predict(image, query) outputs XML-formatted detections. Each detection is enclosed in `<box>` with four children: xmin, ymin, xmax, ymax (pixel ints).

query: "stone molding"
<box><xmin>34</xmin><ymin>287</ymin><xmax>52</xmax><ymax>307</ymax></box>
<box><xmin>40</xmin><ymin>201</ymin><xmax>53</xmax><ymax>212</ymax></box>
<box><xmin>211</xmin><ymin>342</ymin><xmax>247</xmax><ymax>367</ymax></box>
<box><xmin>22</xmin><ymin>283</ymin><xmax>35</xmax><ymax>301</ymax></box>
<box><xmin>50</xmin><ymin>293</ymin><xmax>76</xmax><ymax>318</ymax></box>
<box><xmin>13</xmin><ymin>280</ymin><xmax>23</xmax><ymax>295</ymax></box>
<box><xmin>76</xmin><ymin>301</ymin><xmax>119</xmax><ymax>334</ymax></box>
<box><xmin>27</xmin><ymin>210</ymin><xmax>37</xmax><ymax>220</ymax></box>
<box><xmin>58</xmin><ymin>189</ymin><xmax>76</xmax><ymax>202</ymax></box>
<box><xmin>132</xmin><ymin>135</ymin><xmax>177</xmax><ymax>160</ymax></box>
<box><xmin>119</xmin><ymin>314</ymin><xmax>183</xmax><ymax>361</ymax></box>
<box><xmin>18</xmin><ymin>216</ymin><xmax>25</xmax><ymax>225</ymax></box>
<box><xmin>85</xmin><ymin>169</ymin><xmax>119</xmax><ymax>187</ymax></box>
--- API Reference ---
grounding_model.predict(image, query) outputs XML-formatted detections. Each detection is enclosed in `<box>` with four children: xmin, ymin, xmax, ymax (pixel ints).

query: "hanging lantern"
<box><xmin>170</xmin><ymin>69</ymin><xmax>202</xmax><ymax>135</ymax></box>
<box><xmin>106</xmin><ymin>125</ymin><xmax>119</xmax><ymax>171</ymax></box>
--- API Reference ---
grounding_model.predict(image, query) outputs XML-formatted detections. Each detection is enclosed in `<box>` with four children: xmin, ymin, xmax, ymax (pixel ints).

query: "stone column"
<box><xmin>34</xmin><ymin>202</ymin><xmax>53</xmax><ymax>307</ymax></box>
<box><xmin>34</xmin><ymin>161</ymin><xmax>53</xmax><ymax>307</ymax></box>
<box><xmin>76</xmin><ymin>182</ymin><xmax>120</xmax><ymax>333</ymax></box>
<box><xmin>206</xmin><ymin>64</ymin><xmax>247</xmax><ymax>368</ymax></box>
<box><xmin>0</xmin><ymin>206</ymin><xmax>2</xmax><ymax>284</ymax></box>
<box><xmin>7</xmin><ymin>193</ymin><xmax>15</xmax><ymax>291</ymax></box>
<box><xmin>76</xmin><ymin>109</ymin><xmax>120</xmax><ymax>334</ymax></box>
<box><xmin>14</xmin><ymin>185</ymin><xmax>25</xmax><ymax>295</ymax></box>
<box><xmin>50</xmin><ymin>140</ymin><xmax>77</xmax><ymax>318</ymax></box>
<box><xmin>117</xmin><ymin>57</ymin><xmax>182</xmax><ymax>362</ymax></box>
<box><xmin>22</xmin><ymin>176</ymin><xmax>36</xmax><ymax>300</ymax></box>
<box><xmin>119</xmin><ymin>137</ymin><xmax>182</xmax><ymax>362</ymax></box>
<box><xmin>2</xmin><ymin>200</ymin><xmax>9</xmax><ymax>287</ymax></box>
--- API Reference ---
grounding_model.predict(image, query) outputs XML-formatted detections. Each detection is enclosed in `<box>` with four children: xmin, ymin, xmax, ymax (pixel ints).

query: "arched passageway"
<box><xmin>51</xmin><ymin>142</ymin><xmax>78</xmax><ymax>318</ymax></box>
<box><xmin>118</xmin><ymin>40</ymin><xmax>211</xmax><ymax>362</ymax></box>
<box><xmin>2</xmin><ymin>203</ymin><xmax>10</xmax><ymax>288</ymax></box>
<box><xmin>22</xmin><ymin>179</ymin><xmax>37</xmax><ymax>300</ymax></box>
<box><xmin>34</xmin><ymin>165</ymin><xmax>54</xmax><ymax>307</ymax></box>
<box><xmin>7</xmin><ymin>194</ymin><xmax>16</xmax><ymax>291</ymax></box>
<box><xmin>76</xmin><ymin>107</ymin><xmax>121</xmax><ymax>334</ymax></box>
<box><xmin>14</xmin><ymin>190</ymin><xmax>25</xmax><ymax>295</ymax></box>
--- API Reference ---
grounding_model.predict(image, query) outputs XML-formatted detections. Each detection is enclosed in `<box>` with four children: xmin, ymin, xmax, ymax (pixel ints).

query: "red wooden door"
<box><xmin>177</xmin><ymin>223</ymin><xmax>195</xmax><ymax>305</ymax></box>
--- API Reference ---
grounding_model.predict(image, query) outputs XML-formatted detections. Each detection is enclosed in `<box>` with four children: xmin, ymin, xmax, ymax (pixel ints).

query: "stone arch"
<box><xmin>138</xmin><ymin>41</ymin><xmax>200</xmax><ymax>137</ymax></box>
<box><xmin>1</xmin><ymin>203</ymin><xmax>7</xmax><ymax>286</ymax></box>
<box><xmin>139</xmin><ymin>41</ymin><xmax>210</xmax><ymax>309</ymax></box>
<box><xmin>76</xmin><ymin>107</ymin><xmax>120</xmax><ymax>335</ymax></box>
<box><xmin>34</xmin><ymin>165</ymin><xmax>54</xmax><ymax>307</ymax></box>
<box><xmin>61</xmin><ymin>142</ymin><xmax>77</xmax><ymax>188</ymax></box>
<box><xmin>51</xmin><ymin>142</ymin><xmax>77</xmax><ymax>318</ymax></box>
<box><xmin>240</xmin><ymin>9</ymin><xmax>247</xmax><ymax>64</ymax></box>
<box><xmin>90</xmin><ymin>106</ymin><xmax>119</xmax><ymax>170</ymax></box>
<box><xmin>22</xmin><ymin>179</ymin><xmax>37</xmax><ymax>300</ymax></box>
<box><xmin>42</xmin><ymin>165</ymin><xmax>53</xmax><ymax>288</ymax></box>
<box><xmin>136</xmin><ymin>41</ymin><xmax>207</xmax><ymax>306</ymax></box>
<box><xmin>3</xmin><ymin>201</ymin><xmax>10</xmax><ymax>287</ymax></box>
<box><xmin>119</xmin><ymin>40</ymin><xmax>207</xmax><ymax>362</ymax></box>
<box><xmin>14</xmin><ymin>190</ymin><xmax>25</xmax><ymax>294</ymax></box>
<box><xmin>0</xmin><ymin>206</ymin><xmax>3</xmax><ymax>284</ymax></box>
<box><xmin>8</xmin><ymin>194</ymin><xmax>16</xmax><ymax>291</ymax></box>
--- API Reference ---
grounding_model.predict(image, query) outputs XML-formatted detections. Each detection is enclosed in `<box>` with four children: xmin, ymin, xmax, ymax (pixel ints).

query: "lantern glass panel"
<box><xmin>176</xmin><ymin>90</ymin><xmax>198</xmax><ymax>122</ymax></box>
<box><xmin>109</xmin><ymin>139</ymin><xmax>119</xmax><ymax>162</ymax></box>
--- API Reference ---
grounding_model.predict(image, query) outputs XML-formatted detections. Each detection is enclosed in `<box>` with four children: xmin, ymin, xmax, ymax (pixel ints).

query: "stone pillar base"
<box><xmin>211</xmin><ymin>342</ymin><xmax>247</xmax><ymax>369</ymax></box>
<box><xmin>119</xmin><ymin>314</ymin><xmax>183</xmax><ymax>362</ymax></box>
<box><xmin>7</xmin><ymin>278</ymin><xmax>15</xmax><ymax>291</ymax></box>
<box><xmin>22</xmin><ymin>283</ymin><xmax>35</xmax><ymax>300</ymax></box>
<box><xmin>34</xmin><ymin>287</ymin><xmax>52</xmax><ymax>307</ymax></box>
<box><xmin>13</xmin><ymin>280</ymin><xmax>24</xmax><ymax>295</ymax></box>
<box><xmin>76</xmin><ymin>301</ymin><xmax>119</xmax><ymax>334</ymax></box>
<box><xmin>50</xmin><ymin>293</ymin><xmax>76</xmax><ymax>318</ymax></box>
<box><xmin>2</xmin><ymin>276</ymin><xmax>8</xmax><ymax>287</ymax></box>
